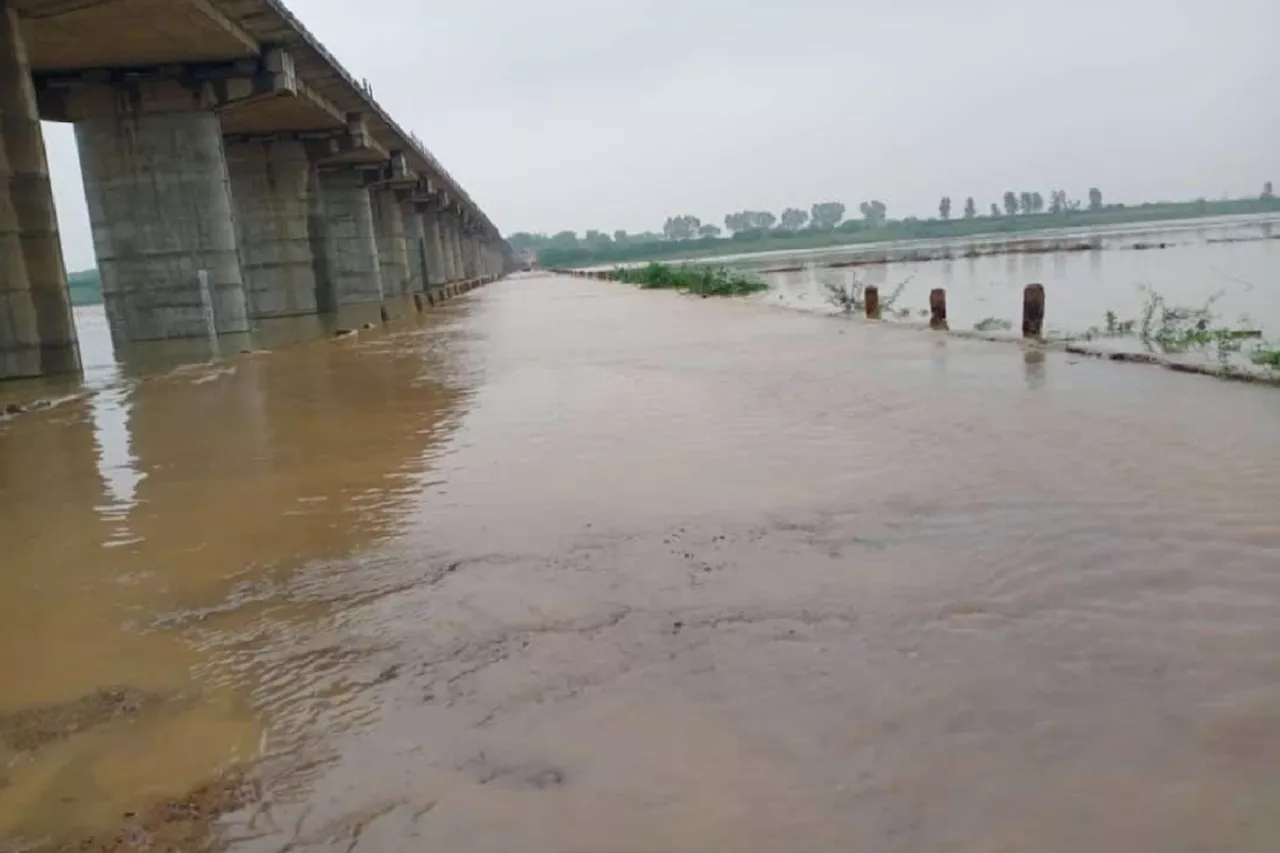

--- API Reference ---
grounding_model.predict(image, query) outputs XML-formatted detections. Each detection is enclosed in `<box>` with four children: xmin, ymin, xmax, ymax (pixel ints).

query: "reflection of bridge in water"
<box><xmin>1</xmin><ymin>0</ymin><xmax>512</xmax><ymax>380</ymax></box>
<box><xmin>0</xmin><ymin>303</ymin><xmax>478</xmax><ymax>840</ymax></box>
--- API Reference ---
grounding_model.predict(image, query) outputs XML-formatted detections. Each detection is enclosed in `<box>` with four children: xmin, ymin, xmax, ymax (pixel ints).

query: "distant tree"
<box><xmin>583</xmin><ymin>229</ymin><xmax>612</xmax><ymax>250</ymax></box>
<box><xmin>1031</xmin><ymin>192</ymin><xmax>1045</xmax><ymax>213</ymax></box>
<box><xmin>724</xmin><ymin>211</ymin><xmax>749</xmax><ymax>234</ymax></box>
<box><xmin>1019</xmin><ymin>191</ymin><xmax>1034</xmax><ymax>215</ymax></box>
<box><xmin>1003</xmin><ymin>192</ymin><xmax>1019</xmax><ymax>216</ymax></box>
<box><xmin>697</xmin><ymin>223</ymin><xmax>722</xmax><ymax>239</ymax></box>
<box><xmin>506</xmin><ymin>232</ymin><xmax>542</xmax><ymax>251</ymax></box>
<box><xmin>663</xmin><ymin>215</ymin><xmax>701</xmax><ymax>240</ymax></box>
<box><xmin>1088</xmin><ymin>187</ymin><xmax>1103</xmax><ymax>211</ymax></box>
<box><xmin>938</xmin><ymin>196</ymin><xmax>952</xmax><ymax>220</ymax></box>
<box><xmin>753</xmin><ymin>211</ymin><xmax>778</xmax><ymax>231</ymax></box>
<box><xmin>858</xmin><ymin>200</ymin><xmax>887</xmax><ymax>227</ymax></box>
<box><xmin>990</xmin><ymin>203</ymin><xmax>1001</xmax><ymax>217</ymax></box>
<box><xmin>810</xmin><ymin>202</ymin><xmax>846</xmax><ymax>230</ymax></box>
<box><xmin>779</xmin><ymin>207</ymin><xmax>810</xmax><ymax>231</ymax></box>
<box><xmin>1263</xmin><ymin>181</ymin><xmax>1275</xmax><ymax>200</ymax></box>
<box><xmin>613</xmin><ymin>229</ymin><xmax>629</xmax><ymax>245</ymax></box>
<box><xmin>1048</xmin><ymin>189</ymin><xmax>1066</xmax><ymax>214</ymax></box>
<box><xmin>964</xmin><ymin>197</ymin><xmax>976</xmax><ymax>219</ymax></box>
<box><xmin>549</xmin><ymin>230</ymin><xmax>578</xmax><ymax>249</ymax></box>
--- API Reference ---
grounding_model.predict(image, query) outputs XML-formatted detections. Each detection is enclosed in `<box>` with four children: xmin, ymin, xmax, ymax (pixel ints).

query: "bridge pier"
<box><xmin>225</xmin><ymin>139</ymin><xmax>320</xmax><ymax>319</ymax></box>
<box><xmin>315</xmin><ymin>169</ymin><xmax>383</xmax><ymax>307</ymax></box>
<box><xmin>403</xmin><ymin>204</ymin><xmax>428</xmax><ymax>296</ymax></box>
<box><xmin>74</xmin><ymin>100</ymin><xmax>248</xmax><ymax>342</ymax></box>
<box><xmin>0</xmin><ymin>3</ymin><xmax>79</xmax><ymax>379</ymax></box>
<box><xmin>371</xmin><ymin>187</ymin><xmax>410</xmax><ymax>306</ymax></box>
<box><xmin>446</xmin><ymin>212</ymin><xmax>465</xmax><ymax>282</ymax></box>
<box><xmin>418</xmin><ymin>203</ymin><xmax>447</xmax><ymax>291</ymax></box>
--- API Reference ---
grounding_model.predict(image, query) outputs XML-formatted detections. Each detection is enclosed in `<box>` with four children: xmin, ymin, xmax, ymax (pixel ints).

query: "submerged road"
<box><xmin>2</xmin><ymin>274</ymin><xmax>1279</xmax><ymax>851</ymax></box>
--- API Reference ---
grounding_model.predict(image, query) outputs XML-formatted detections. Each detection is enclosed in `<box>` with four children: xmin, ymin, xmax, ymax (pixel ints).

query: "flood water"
<box><xmin>2</xmin><ymin>274</ymin><xmax>1280</xmax><ymax>852</ymax></box>
<box><xmin>733</xmin><ymin>214</ymin><xmax>1280</xmax><ymax>343</ymax></box>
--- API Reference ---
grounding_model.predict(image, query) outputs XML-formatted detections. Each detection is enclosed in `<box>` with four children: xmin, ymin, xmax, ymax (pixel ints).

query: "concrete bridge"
<box><xmin>1</xmin><ymin>0</ymin><xmax>510</xmax><ymax>379</ymax></box>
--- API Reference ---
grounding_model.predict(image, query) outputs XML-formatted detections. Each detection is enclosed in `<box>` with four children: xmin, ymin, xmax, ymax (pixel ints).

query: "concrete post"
<box><xmin>418</xmin><ymin>204</ymin><xmax>446</xmax><ymax>288</ymax></box>
<box><xmin>225</xmin><ymin>139</ymin><xmax>319</xmax><ymax>318</ymax></box>
<box><xmin>0</xmin><ymin>3</ymin><xmax>80</xmax><ymax>378</ymax></box>
<box><xmin>316</xmin><ymin>169</ymin><xmax>382</xmax><ymax>306</ymax></box>
<box><xmin>371</xmin><ymin>187</ymin><xmax>409</xmax><ymax>298</ymax></box>
<box><xmin>75</xmin><ymin>108</ymin><xmax>248</xmax><ymax>342</ymax></box>
<box><xmin>403</xmin><ymin>203</ymin><xmax>429</xmax><ymax>294</ymax></box>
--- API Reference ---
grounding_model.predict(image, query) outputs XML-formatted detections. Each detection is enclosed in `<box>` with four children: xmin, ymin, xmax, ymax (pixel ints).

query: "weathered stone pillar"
<box><xmin>75</xmin><ymin>106</ymin><xmax>248</xmax><ymax>341</ymax></box>
<box><xmin>0</xmin><ymin>3</ymin><xmax>80</xmax><ymax>377</ymax></box>
<box><xmin>316</xmin><ymin>169</ymin><xmax>382</xmax><ymax>306</ymax></box>
<box><xmin>225</xmin><ymin>139</ymin><xmax>319</xmax><ymax>318</ymax></box>
<box><xmin>370</xmin><ymin>187</ymin><xmax>409</xmax><ymax>298</ymax></box>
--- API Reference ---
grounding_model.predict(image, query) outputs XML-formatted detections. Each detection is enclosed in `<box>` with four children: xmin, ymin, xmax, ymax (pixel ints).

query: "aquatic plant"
<box><xmin>974</xmin><ymin>317</ymin><xmax>1013</xmax><ymax>332</ymax></box>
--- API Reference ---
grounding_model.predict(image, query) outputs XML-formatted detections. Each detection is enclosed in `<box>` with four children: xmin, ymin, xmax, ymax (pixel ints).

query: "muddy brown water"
<box><xmin>2</xmin><ymin>274</ymin><xmax>1279</xmax><ymax>852</ymax></box>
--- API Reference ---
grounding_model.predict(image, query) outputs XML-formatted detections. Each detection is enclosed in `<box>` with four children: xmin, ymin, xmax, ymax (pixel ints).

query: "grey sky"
<box><xmin>44</xmin><ymin>0</ymin><xmax>1280</xmax><ymax>269</ymax></box>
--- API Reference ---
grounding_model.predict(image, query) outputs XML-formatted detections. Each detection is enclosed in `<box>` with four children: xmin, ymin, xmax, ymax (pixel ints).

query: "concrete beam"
<box><xmin>0</xmin><ymin>2</ymin><xmax>78</xmax><ymax>378</ymax></box>
<box><xmin>35</xmin><ymin>47</ymin><xmax>302</xmax><ymax>121</ymax></box>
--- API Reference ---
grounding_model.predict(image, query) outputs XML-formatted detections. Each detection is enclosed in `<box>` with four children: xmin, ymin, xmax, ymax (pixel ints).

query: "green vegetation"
<box><xmin>611</xmin><ymin>262</ymin><xmax>767</xmax><ymax>296</ymax></box>
<box><xmin>822</xmin><ymin>276</ymin><xmax>909</xmax><ymax>318</ymax></box>
<box><xmin>68</xmin><ymin>269</ymin><xmax>102</xmax><ymax>306</ymax></box>
<box><xmin>1081</xmin><ymin>286</ymin><xmax>1276</xmax><ymax>370</ymax></box>
<box><xmin>513</xmin><ymin>188</ymin><xmax>1280</xmax><ymax>269</ymax></box>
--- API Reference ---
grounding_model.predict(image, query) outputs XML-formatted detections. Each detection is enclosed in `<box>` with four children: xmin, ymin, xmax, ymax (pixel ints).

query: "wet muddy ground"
<box><xmin>2</xmin><ymin>274</ymin><xmax>1279</xmax><ymax>851</ymax></box>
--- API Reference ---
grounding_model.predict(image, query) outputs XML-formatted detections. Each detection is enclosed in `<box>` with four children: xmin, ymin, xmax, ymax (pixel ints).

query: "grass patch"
<box><xmin>612</xmin><ymin>262</ymin><xmax>768</xmax><ymax>296</ymax></box>
<box><xmin>1251</xmin><ymin>346</ymin><xmax>1280</xmax><ymax>368</ymax></box>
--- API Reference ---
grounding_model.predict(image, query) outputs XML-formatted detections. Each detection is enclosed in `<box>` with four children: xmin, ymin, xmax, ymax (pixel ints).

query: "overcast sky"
<box><xmin>44</xmin><ymin>0</ymin><xmax>1280</xmax><ymax>269</ymax></box>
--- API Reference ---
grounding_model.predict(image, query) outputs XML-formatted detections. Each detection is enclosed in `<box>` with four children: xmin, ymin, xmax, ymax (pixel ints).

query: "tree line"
<box><xmin>509</xmin><ymin>183</ymin><xmax>1278</xmax><ymax>264</ymax></box>
<box><xmin>938</xmin><ymin>187</ymin><xmax>1105</xmax><ymax>220</ymax></box>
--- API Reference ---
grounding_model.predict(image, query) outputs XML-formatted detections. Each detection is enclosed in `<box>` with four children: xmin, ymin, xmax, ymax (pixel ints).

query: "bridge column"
<box><xmin>447</xmin><ymin>212</ymin><xmax>465</xmax><ymax>282</ymax></box>
<box><xmin>464</xmin><ymin>231</ymin><xmax>479</xmax><ymax>280</ymax></box>
<box><xmin>403</xmin><ymin>203</ymin><xmax>429</xmax><ymax>294</ymax></box>
<box><xmin>315</xmin><ymin>168</ymin><xmax>382</xmax><ymax>307</ymax></box>
<box><xmin>0</xmin><ymin>3</ymin><xmax>79</xmax><ymax>378</ymax></box>
<box><xmin>74</xmin><ymin>101</ymin><xmax>248</xmax><ymax>342</ymax></box>
<box><xmin>224</xmin><ymin>139</ymin><xmax>320</xmax><ymax>318</ymax></box>
<box><xmin>417</xmin><ymin>203</ymin><xmax>447</xmax><ymax>291</ymax></box>
<box><xmin>371</xmin><ymin>186</ymin><xmax>409</xmax><ymax>302</ymax></box>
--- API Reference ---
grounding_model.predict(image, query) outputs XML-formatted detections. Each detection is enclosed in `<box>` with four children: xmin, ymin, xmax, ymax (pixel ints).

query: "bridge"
<box><xmin>1</xmin><ymin>0</ymin><xmax>510</xmax><ymax>379</ymax></box>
